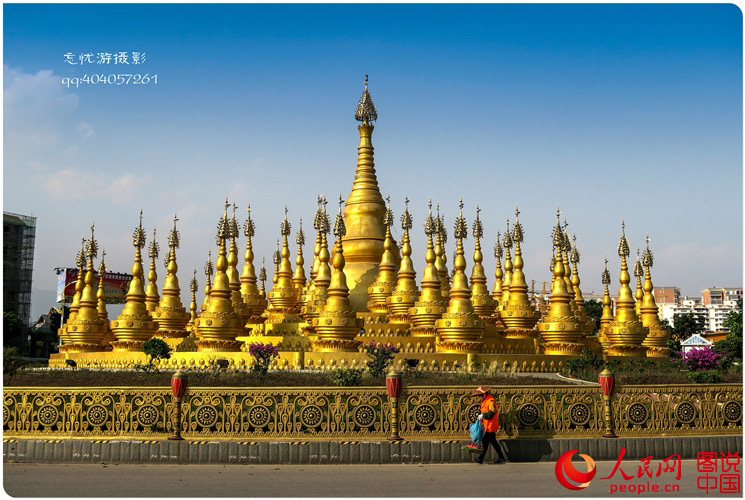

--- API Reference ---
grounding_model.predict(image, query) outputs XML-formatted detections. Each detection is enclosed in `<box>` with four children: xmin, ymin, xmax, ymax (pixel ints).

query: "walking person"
<box><xmin>472</xmin><ymin>386</ymin><xmax>507</xmax><ymax>464</ymax></box>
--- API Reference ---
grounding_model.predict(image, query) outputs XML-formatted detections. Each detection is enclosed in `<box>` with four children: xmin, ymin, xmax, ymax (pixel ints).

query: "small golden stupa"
<box><xmin>151</xmin><ymin>215</ymin><xmax>191</xmax><ymax>348</ymax></box>
<box><xmin>301</xmin><ymin>198</ymin><xmax>331</xmax><ymax>329</ymax></box>
<box><xmin>193</xmin><ymin>204</ymin><xmax>244</xmax><ymax>352</ymax></box>
<box><xmin>640</xmin><ymin>235</ymin><xmax>671</xmax><ymax>357</ymax></box>
<box><xmin>500</xmin><ymin>221</ymin><xmax>513</xmax><ymax>309</ymax></box>
<box><xmin>58</xmin><ymin>238</ymin><xmax>87</xmax><ymax>349</ymax></box>
<box><xmin>312</xmin><ymin>197</ymin><xmax>364</xmax><ymax>351</ymax></box>
<box><xmin>110</xmin><ymin>213</ymin><xmax>158</xmax><ymax>351</ymax></box>
<box><xmin>409</xmin><ymin>199</ymin><xmax>448</xmax><ymax>336</ymax></box>
<box><xmin>604</xmin><ymin>222</ymin><xmax>650</xmax><ymax>357</ymax></box>
<box><xmin>491</xmin><ymin>231</ymin><xmax>503</xmax><ymax>311</ymax></box>
<box><xmin>386</xmin><ymin>197</ymin><xmax>419</xmax><ymax>324</ymax></box>
<box><xmin>569</xmin><ymin>234</ymin><xmax>596</xmax><ymax>335</ymax></box>
<box><xmin>433</xmin><ymin>206</ymin><xmax>451</xmax><ymax>299</ymax></box>
<box><xmin>366</xmin><ymin>195</ymin><xmax>399</xmax><ymax>318</ymax></box>
<box><xmin>240</xmin><ymin>205</ymin><xmax>267</xmax><ymax>322</ymax></box>
<box><xmin>145</xmin><ymin>228</ymin><xmax>160</xmax><ymax>314</ymax></box>
<box><xmin>64</xmin><ymin>224</ymin><xmax>108</xmax><ymax>351</ymax></box>
<box><xmin>536</xmin><ymin>211</ymin><xmax>583</xmax><ymax>355</ymax></box>
<box><xmin>186</xmin><ymin>269</ymin><xmax>198</xmax><ymax>335</ymax></box>
<box><xmin>634</xmin><ymin>248</ymin><xmax>644</xmax><ymax>317</ymax></box>
<box><xmin>501</xmin><ymin>207</ymin><xmax>541</xmax><ymax>337</ymax></box>
<box><xmin>435</xmin><ymin>199</ymin><xmax>484</xmax><ymax>353</ymax></box>
<box><xmin>469</xmin><ymin>206</ymin><xmax>496</xmax><ymax>320</ymax></box>
<box><xmin>97</xmin><ymin>249</ymin><xmax>115</xmax><ymax>348</ymax></box>
<box><xmin>292</xmin><ymin>219</ymin><xmax>307</xmax><ymax>295</ymax></box>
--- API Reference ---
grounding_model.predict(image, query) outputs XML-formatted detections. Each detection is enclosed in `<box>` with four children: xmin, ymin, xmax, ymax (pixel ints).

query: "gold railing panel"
<box><xmin>3</xmin><ymin>384</ymin><xmax>741</xmax><ymax>440</ymax></box>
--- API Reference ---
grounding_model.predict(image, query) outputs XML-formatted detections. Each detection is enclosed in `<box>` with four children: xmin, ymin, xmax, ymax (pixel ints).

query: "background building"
<box><xmin>3</xmin><ymin>212</ymin><xmax>37</xmax><ymax>350</ymax></box>
<box><xmin>653</xmin><ymin>286</ymin><xmax>680</xmax><ymax>304</ymax></box>
<box><xmin>702</xmin><ymin>287</ymin><xmax>742</xmax><ymax>306</ymax></box>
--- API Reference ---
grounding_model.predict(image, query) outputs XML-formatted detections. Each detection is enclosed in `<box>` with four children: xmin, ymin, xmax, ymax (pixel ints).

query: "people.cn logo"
<box><xmin>555</xmin><ymin>450</ymin><xmax>597</xmax><ymax>490</ymax></box>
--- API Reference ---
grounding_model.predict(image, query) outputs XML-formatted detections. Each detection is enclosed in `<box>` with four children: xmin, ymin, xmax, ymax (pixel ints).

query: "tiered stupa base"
<box><xmin>58</xmin><ymin>343</ymin><xmax>106</xmax><ymax>354</ymax></box>
<box><xmin>645</xmin><ymin>346</ymin><xmax>671</xmax><ymax>358</ymax></box>
<box><xmin>436</xmin><ymin>341</ymin><xmax>484</xmax><ymax>353</ymax></box>
<box><xmin>606</xmin><ymin>345</ymin><xmax>649</xmax><ymax>358</ymax></box>
<box><xmin>109</xmin><ymin>340</ymin><xmax>146</xmax><ymax>352</ymax></box>
<box><xmin>194</xmin><ymin>340</ymin><xmax>245</xmax><ymax>352</ymax></box>
<box><xmin>542</xmin><ymin>342</ymin><xmax>585</xmax><ymax>356</ymax></box>
<box><xmin>154</xmin><ymin>330</ymin><xmax>189</xmax><ymax>349</ymax></box>
<box><xmin>502</xmin><ymin>328</ymin><xmax>538</xmax><ymax>340</ymax></box>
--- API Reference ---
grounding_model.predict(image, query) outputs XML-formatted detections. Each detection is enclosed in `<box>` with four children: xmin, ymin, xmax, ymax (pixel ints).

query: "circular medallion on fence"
<box><xmin>466</xmin><ymin>404</ymin><xmax>481</xmax><ymax>423</ymax></box>
<box><xmin>196</xmin><ymin>405</ymin><xmax>219</xmax><ymax>428</ymax></box>
<box><xmin>414</xmin><ymin>404</ymin><xmax>437</xmax><ymax>427</ymax></box>
<box><xmin>674</xmin><ymin>402</ymin><xmax>696</xmax><ymax>425</ymax></box>
<box><xmin>38</xmin><ymin>405</ymin><xmax>59</xmax><ymax>427</ymax></box>
<box><xmin>248</xmin><ymin>405</ymin><xmax>270</xmax><ymax>428</ymax></box>
<box><xmin>3</xmin><ymin>405</ymin><xmax>9</xmax><ymax>426</ymax></box>
<box><xmin>627</xmin><ymin>403</ymin><xmax>648</xmax><ymax>425</ymax></box>
<box><xmin>723</xmin><ymin>401</ymin><xmax>742</xmax><ymax>423</ymax></box>
<box><xmin>569</xmin><ymin>403</ymin><xmax>591</xmax><ymax>426</ymax></box>
<box><xmin>517</xmin><ymin>403</ymin><xmax>540</xmax><ymax>426</ymax></box>
<box><xmin>353</xmin><ymin>405</ymin><xmax>376</xmax><ymax>428</ymax></box>
<box><xmin>300</xmin><ymin>405</ymin><xmax>323</xmax><ymax>428</ymax></box>
<box><xmin>136</xmin><ymin>404</ymin><xmax>159</xmax><ymax>427</ymax></box>
<box><xmin>86</xmin><ymin>404</ymin><xmax>108</xmax><ymax>427</ymax></box>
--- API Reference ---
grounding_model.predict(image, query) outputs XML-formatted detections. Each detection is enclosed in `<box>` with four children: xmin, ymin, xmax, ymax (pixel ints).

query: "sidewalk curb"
<box><xmin>3</xmin><ymin>436</ymin><xmax>741</xmax><ymax>464</ymax></box>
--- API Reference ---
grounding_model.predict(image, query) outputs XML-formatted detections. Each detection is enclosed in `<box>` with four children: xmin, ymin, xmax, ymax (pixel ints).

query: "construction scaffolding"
<box><xmin>3</xmin><ymin>211</ymin><xmax>36</xmax><ymax>328</ymax></box>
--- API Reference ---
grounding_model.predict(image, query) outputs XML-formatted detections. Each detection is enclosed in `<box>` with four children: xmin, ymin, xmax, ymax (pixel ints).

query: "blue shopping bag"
<box><xmin>469</xmin><ymin>420</ymin><xmax>485</xmax><ymax>444</ymax></box>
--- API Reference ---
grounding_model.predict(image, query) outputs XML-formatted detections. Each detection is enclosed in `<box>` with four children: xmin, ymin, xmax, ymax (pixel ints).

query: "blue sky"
<box><xmin>3</xmin><ymin>4</ymin><xmax>742</xmax><ymax>323</ymax></box>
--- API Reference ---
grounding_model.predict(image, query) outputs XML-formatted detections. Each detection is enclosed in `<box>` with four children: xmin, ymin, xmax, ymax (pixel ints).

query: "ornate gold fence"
<box><xmin>3</xmin><ymin>384</ymin><xmax>741</xmax><ymax>440</ymax></box>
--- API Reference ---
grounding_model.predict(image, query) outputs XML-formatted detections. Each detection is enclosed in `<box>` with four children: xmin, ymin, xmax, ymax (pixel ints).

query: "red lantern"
<box><xmin>386</xmin><ymin>372</ymin><xmax>402</xmax><ymax>399</ymax></box>
<box><xmin>598</xmin><ymin>368</ymin><xmax>615</xmax><ymax>397</ymax></box>
<box><xmin>171</xmin><ymin>371</ymin><xmax>188</xmax><ymax>400</ymax></box>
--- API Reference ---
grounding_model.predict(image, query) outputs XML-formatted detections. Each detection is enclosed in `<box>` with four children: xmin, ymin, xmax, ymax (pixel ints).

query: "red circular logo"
<box><xmin>555</xmin><ymin>450</ymin><xmax>597</xmax><ymax>490</ymax></box>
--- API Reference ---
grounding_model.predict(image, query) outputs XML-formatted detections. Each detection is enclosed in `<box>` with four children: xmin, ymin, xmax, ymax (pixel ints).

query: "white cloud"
<box><xmin>78</xmin><ymin>122</ymin><xmax>94</xmax><ymax>138</ymax></box>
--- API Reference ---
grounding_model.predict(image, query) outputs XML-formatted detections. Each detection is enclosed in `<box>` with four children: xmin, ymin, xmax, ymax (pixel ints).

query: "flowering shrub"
<box><xmin>362</xmin><ymin>341</ymin><xmax>400</xmax><ymax>377</ymax></box>
<box><xmin>680</xmin><ymin>348</ymin><xmax>723</xmax><ymax>372</ymax></box>
<box><xmin>248</xmin><ymin>343</ymin><xmax>279</xmax><ymax>375</ymax></box>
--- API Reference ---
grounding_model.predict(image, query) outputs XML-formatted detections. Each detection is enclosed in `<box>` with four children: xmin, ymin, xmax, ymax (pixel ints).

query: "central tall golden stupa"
<box><xmin>51</xmin><ymin>77</ymin><xmax>669</xmax><ymax>372</ymax></box>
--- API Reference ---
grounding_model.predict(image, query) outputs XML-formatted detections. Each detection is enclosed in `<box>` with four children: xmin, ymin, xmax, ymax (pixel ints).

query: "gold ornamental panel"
<box><xmin>3</xmin><ymin>384</ymin><xmax>741</xmax><ymax>440</ymax></box>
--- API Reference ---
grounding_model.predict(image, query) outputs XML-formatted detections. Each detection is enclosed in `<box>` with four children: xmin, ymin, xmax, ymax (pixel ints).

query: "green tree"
<box><xmin>671</xmin><ymin>312</ymin><xmax>706</xmax><ymax>341</ymax></box>
<box><xmin>583</xmin><ymin>299</ymin><xmax>603</xmax><ymax>334</ymax></box>
<box><xmin>142</xmin><ymin>338</ymin><xmax>172</xmax><ymax>373</ymax></box>
<box><xmin>3</xmin><ymin>311</ymin><xmax>21</xmax><ymax>345</ymax></box>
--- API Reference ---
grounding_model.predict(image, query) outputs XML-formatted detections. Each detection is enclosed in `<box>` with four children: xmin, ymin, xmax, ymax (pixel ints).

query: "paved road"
<box><xmin>4</xmin><ymin>461</ymin><xmax>738</xmax><ymax>497</ymax></box>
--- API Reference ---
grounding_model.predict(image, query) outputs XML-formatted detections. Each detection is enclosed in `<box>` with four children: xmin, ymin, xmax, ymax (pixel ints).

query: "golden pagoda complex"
<box><xmin>50</xmin><ymin>79</ymin><xmax>672</xmax><ymax>371</ymax></box>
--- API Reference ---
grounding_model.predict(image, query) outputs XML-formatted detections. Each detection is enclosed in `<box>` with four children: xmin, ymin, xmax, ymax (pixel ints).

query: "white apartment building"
<box><xmin>658</xmin><ymin>303</ymin><xmax>736</xmax><ymax>332</ymax></box>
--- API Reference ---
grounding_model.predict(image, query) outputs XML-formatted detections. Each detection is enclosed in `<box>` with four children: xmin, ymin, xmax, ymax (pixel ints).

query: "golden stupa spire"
<box><xmin>386</xmin><ymin>195</ymin><xmax>419</xmax><ymax>323</ymax></box>
<box><xmin>469</xmin><ymin>205</ymin><xmax>496</xmax><ymax>318</ymax></box>
<box><xmin>605</xmin><ymin>221</ymin><xmax>649</xmax><ymax>357</ymax></box>
<box><xmin>145</xmin><ymin>227</ymin><xmax>160</xmax><ymax>313</ymax></box>
<box><xmin>536</xmin><ymin>209</ymin><xmax>583</xmax><ymax>355</ymax></box>
<box><xmin>640</xmin><ymin>235</ymin><xmax>671</xmax><ymax>356</ymax></box>
<box><xmin>634</xmin><ymin>247</ymin><xmax>644</xmax><ymax>316</ymax></box>
<box><xmin>570</xmin><ymin>234</ymin><xmax>595</xmax><ymax>334</ymax></box>
<box><xmin>267</xmin><ymin>206</ymin><xmax>300</xmax><ymax>314</ymax></box>
<box><xmin>410</xmin><ymin>198</ymin><xmax>448</xmax><ymax>335</ymax></box>
<box><xmin>301</xmin><ymin>197</ymin><xmax>332</xmax><ymax>325</ymax></box>
<box><xmin>64</xmin><ymin>223</ymin><xmax>108</xmax><ymax>350</ymax></box>
<box><xmin>202</xmin><ymin>251</ymin><xmax>213</xmax><ymax>312</ymax></box>
<box><xmin>343</xmin><ymin>76</ymin><xmax>390</xmax><ymax>312</ymax></box>
<box><xmin>435</xmin><ymin>198</ymin><xmax>484</xmax><ymax>351</ymax></box>
<box><xmin>312</xmin><ymin>196</ymin><xmax>363</xmax><ymax>351</ymax></box>
<box><xmin>367</xmin><ymin>194</ymin><xmax>399</xmax><ymax>314</ymax></box>
<box><xmin>226</xmin><ymin>202</ymin><xmax>251</xmax><ymax>323</ymax></box>
<box><xmin>68</xmin><ymin>236</ymin><xmax>87</xmax><ymax>323</ymax></box>
<box><xmin>240</xmin><ymin>204</ymin><xmax>266</xmax><ymax>318</ymax></box>
<box><xmin>310</xmin><ymin>196</ymin><xmax>323</xmax><ymax>282</ymax></box>
<box><xmin>272</xmin><ymin>239</ymin><xmax>280</xmax><ymax>285</ymax></box>
<box><xmin>492</xmin><ymin>231</ymin><xmax>503</xmax><ymax>308</ymax></box>
<box><xmin>193</xmin><ymin>201</ymin><xmax>243</xmax><ymax>351</ymax></box>
<box><xmin>111</xmin><ymin>210</ymin><xmax>157</xmax><ymax>350</ymax></box>
<box><xmin>501</xmin><ymin>206</ymin><xmax>541</xmax><ymax>333</ymax></box>
<box><xmin>600</xmin><ymin>258</ymin><xmax>613</xmax><ymax>327</ymax></box>
<box><xmin>561</xmin><ymin>220</ymin><xmax>578</xmax><ymax>314</ymax></box>
<box><xmin>259</xmin><ymin>257</ymin><xmax>267</xmax><ymax>298</ymax></box>
<box><xmin>292</xmin><ymin>218</ymin><xmax>307</xmax><ymax>292</ymax></box>
<box><xmin>97</xmin><ymin>249</ymin><xmax>108</xmax><ymax>321</ymax></box>
<box><xmin>152</xmin><ymin>214</ymin><xmax>190</xmax><ymax>346</ymax></box>
<box><xmin>500</xmin><ymin>219</ymin><xmax>513</xmax><ymax>308</ymax></box>
<box><xmin>187</xmin><ymin>269</ymin><xmax>198</xmax><ymax>334</ymax></box>
<box><xmin>434</xmin><ymin>205</ymin><xmax>451</xmax><ymax>298</ymax></box>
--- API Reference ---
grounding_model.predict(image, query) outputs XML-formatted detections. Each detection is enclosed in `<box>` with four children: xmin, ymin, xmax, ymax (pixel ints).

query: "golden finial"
<box><xmin>433</xmin><ymin>203</ymin><xmax>450</xmax><ymax>298</ymax></box>
<box><xmin>454</xmin><ymin>198</ymin><xmax>467</xmax><ymax>239</ymax></box>
<box><xmin>169</xmin><ymin>214</ymin><xmax>180</xmax><ymax>249</ymax></box>
<box><xmin>503</xmin><ymin>219</ymin><xmax>512</xmax><ymax>248</ymax></box>
<box><xmin>355</xmin><ymin>74</ymin><xmax>378</xmax><ymax>124</ymax></box>
<box><xmin>618</xmin><ymin>220</ymin><xmax>630</xmax><ymax>257</ymax></box>
<box><xmin>494</xmin><ymin>232</ymin><xmax>503</xmax><ymax>259</ymax></box>
<box><xmin>469</xmin><ymin>204</ymin><xmax>495</xmax><ymax>318</ymax></box>
<box><xmin>501</xmin><ymin>218</ymin><xmax>513</xmax><ymax>307</ymax></box>
<box><xmin>97</xmin><ymin>248</ymin><xmax>110</xmax><ymax>328</ymax></box>
<box><xmin>385</xmin><ymin>195</ymin><xmax>418</xmax><ymax>322</ymax></box>
<box><xmin>642</xmin><ymin>234</ymin><xmax>654</xmax><ymax>268</ymax></box>
<box><xmin>293</xmin><ymin>217</ymin><xmax>307</xmax><ymax>294</ymax></box>
<box><xmin>87</xmin><ymin>223</ymin><xmax>98</xmax><ymax>259</ymax></box>
<box><xmin>133</xmin><ymin>210</ymin><xmax>146</xmax><ymax>249</ymax></box>
<box><xmin>259</xmin><ymin>257</ymin><xmax>267</xmax><ymax>297</ymax></box>
<box><xmin>334</xmin><ymin>196</ymin><xmax>347</xmax><ymax>237</ymax></box>
<box><xmin>570</xmin><ymin>234</ymin><xmax>580</xmax><ymax>264</ymax></box>
<box><xmin>190</xmin><ymin>269</ymin><xmax>198</xmax><ymax>293</ymax></box>
<box><xmin>492</xmin><ymin>229</ymin><xmax>504</xmax><ymax>307</ymax></box>
<box><xmin>76</xmin><ymin>236</ymin><xmax>86</xmax><ymax>269</ymax></box>
<box><xmin>273</xmin><ymin>239</ymin><xmax>280</xmax><ymax>265</ymax></box>
<box><xmin>244</xmin><ymin>205</ymin><xmax>255</xmax><ymax>238</ymax></box>
<box><xmin>634</xmin><ymin>247</ymin><xmax>643</xmax><ymax>277</ymax></box>
<box><xmin>205</xmin><ymin>250</ymin><xmax>214</xmax><ymax>277</ymax></box>
<box><xmin>148</xmin><ymin>227</ymin><xmax>160</xmax><ymax>259</ymax></box>
<box><xmin>297</xmin><ymin>218</ymin><xmax>306</xmax><ymax>247</ymax></box>
<box><xmin>187</xmin><ymin>268</ymin><xmax>198</xmax><ymax>334</ymax></box>
<box><xmin>602</xmin><ymin>257</ymin><xmax>611</xmax><ymax>285</ymax></box>
<box><xmin>472</xmin><ymin>205</ymin><xmax>483</xmax><ymax>239</ymax></box>
<box><xmin>512</xmin><ymin>205</ymin><xmax>524</xmax><ymax>244</ymax></box>
<box><xmin>98</xmin><ymin>249</ymin><xmax>106</xmax><ymax>275</ymax></box>
<box><xmin>281</xmin><ymin>206</ymin><xmax>291</xmax><ymax>236</ymax></box>
<box><xmin>230</xmin><ymin>204</ymin><xmax>239</xmax><ymax>240</ymax></box>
